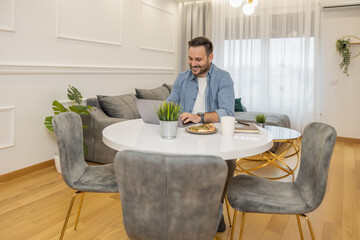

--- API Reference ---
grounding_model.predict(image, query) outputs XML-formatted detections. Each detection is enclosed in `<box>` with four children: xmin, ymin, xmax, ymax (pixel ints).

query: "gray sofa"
<box><xmin>82</xmin><ymin>84</ymin><xmax>290</xmax><ymax>164</ymax></box>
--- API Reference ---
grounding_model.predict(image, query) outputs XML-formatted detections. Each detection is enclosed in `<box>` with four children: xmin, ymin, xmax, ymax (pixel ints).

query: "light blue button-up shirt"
<box><xmin>167</xmin><ymin>64</ymin><xmax>235</xmax><ymax>120</ymax></box>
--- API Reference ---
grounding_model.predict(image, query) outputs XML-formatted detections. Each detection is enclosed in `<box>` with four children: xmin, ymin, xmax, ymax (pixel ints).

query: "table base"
<box><xmin>235</xmin><ymin>140</ymin><xmax>301</xmax><ymax>181</ymax></box>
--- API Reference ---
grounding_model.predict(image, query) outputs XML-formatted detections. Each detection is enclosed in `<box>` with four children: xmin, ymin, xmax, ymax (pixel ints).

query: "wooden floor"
<box><xmin>0</xmin><ymin>141</ymin><xmax>359</xmax><ymax>240</ymax></box>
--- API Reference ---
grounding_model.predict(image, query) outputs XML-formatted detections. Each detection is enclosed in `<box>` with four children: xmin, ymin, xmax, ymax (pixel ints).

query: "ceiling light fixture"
<box><xmin>229</xmin><ymin>0</ymin><xmax>258</xmax><ymax>15</ymax></box>
<box><xmin>229</xmin><ymin>0</ymin><xmax>243</xmax><ymax>8</ymax></box>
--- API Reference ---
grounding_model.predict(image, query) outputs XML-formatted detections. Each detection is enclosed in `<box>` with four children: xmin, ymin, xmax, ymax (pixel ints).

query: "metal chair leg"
<box><xmin>74</xmin><ymin>192</ymin><xmax>85</xmax><ymax>230</ymax></box>
<box><xmin>230</xmin><ymin>210</ymin><xmax>238</xmax><ymax>240</ymax></box>
<box><xmin>239</xmin><ymin>212</ymin><xmax>245</xmax><ymax>240</ymax></box>
<box><xmin>59</xmin><ymin>191</ymin><xmax>82</xmax><ymax>240</ymax></box>
<box><xmin>225</xmin><ymin>196</ymin><xmax>232</xmax><ymax>227</ymax></box>
<box><xmin>296</xmin><ymin>215</ymin><xmax>305</xmax><ymax>240</ymax></box>
<box><xmin>302</xmin><ymin>214</ymin><xmax>316</xmax><ymax>240</ymax></box>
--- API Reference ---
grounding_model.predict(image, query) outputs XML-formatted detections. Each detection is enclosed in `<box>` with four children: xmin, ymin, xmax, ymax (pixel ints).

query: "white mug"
<box><xmin>221</xmin><ymin>116</ymin><xmax>235</xmax><ymax>136</ymax></box>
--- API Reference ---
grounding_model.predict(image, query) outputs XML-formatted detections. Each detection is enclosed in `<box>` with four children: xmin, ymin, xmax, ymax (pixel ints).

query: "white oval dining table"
<box><xmin>103</xmin><ymin>119</ymin><xmax>274</xmax><ymax>160</ymax></box>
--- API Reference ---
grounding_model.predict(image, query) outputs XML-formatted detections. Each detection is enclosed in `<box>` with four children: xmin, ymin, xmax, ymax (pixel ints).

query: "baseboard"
<box><xmin>0</xmin><ymin>159</ymin><xmax>55</xmax><ymax>183</ymax></box>
<box><xmin>337</xmin><ymin>137</ymin><xmax>360</xmax><ymax>144</ymax></box>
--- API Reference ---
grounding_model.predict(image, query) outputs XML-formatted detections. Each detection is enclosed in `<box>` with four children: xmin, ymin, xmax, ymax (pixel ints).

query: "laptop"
<box><xmin>135</xmin><ymin>99</ymin><xmax>192</xmax><ymax>128</ymax></box>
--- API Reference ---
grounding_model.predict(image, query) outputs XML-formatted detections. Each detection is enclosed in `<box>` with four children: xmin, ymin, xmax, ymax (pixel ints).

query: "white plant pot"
<box><xmin>256</xmin><ymin>122</ymin><xmax>265</xmax><ymax>128</ymax></box>
<box><xmin>159</xmin><ymin>120</ymin><xmax>178</xmax><ymax>139</ymax></box>
<box><xmin>54</xmin><ymin>153</ymin><xmax>61</xmax><ymax>173</ymax></box>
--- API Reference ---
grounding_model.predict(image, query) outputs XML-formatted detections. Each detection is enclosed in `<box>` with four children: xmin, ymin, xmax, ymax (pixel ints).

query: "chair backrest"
<box><xmin>114</xmin><ymin>150</ymin><xmax>228</xmax><ymax>240</ymax></box>
<box><xmin>295</xmin><ymin>122</ymin><xmax>337</xmax><ymax>211</ymax></box>
<box><xmin>52</xmin><ymin>112</ymin><xmax>88</xmax><ymax>188</ymax></box>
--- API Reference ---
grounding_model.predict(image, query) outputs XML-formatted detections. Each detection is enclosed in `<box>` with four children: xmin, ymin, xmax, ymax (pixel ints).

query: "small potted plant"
<box><xmin>336</xmin><ymin>38</ymin><xmax>351</xmax><ymax>76</ymax></box>
<box><xmin>44</xmin><ymin>85</ymin><xmax>93</xmax><ymax>172</ymax></box>
<box><xmin>155</xmin><ymin>101</ymin><xmax>182</xmax><ymax>139</ymax></box>
<box><xmin>255</xmin><ymin>114</ymin><xmax>266</xmax><ymax>128</ymax></box>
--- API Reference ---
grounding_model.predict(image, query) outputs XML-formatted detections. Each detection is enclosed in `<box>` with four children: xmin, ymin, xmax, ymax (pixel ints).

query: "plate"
<box><xmin>185</xmin><ymin>126</ymin><xmax>218</xmax><ymax>135</ymax></box>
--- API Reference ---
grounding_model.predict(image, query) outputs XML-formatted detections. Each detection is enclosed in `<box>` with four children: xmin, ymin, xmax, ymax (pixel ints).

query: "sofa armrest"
<box><xmin>82</xmin><ymin>107</ymin><xmax>127</xmax><ymax>163</ymax></box>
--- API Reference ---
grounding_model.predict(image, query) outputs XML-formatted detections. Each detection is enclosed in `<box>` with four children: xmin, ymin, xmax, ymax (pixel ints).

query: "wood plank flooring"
<box><xmin>0</xmin><ymin>141</ymin><xmax>359</xmax><ymax>240</ymax></box>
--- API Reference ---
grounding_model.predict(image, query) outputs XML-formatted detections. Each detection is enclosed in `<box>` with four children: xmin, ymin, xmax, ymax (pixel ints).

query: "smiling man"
<box><xmin>167</xmin><ymin>36</ymin><xmax>235</xmax><ymax>124</ymax></box>
<box><xmin>167</xmin><ymin>37</ymin><xmax>236</xmax><ymax>233</ymax></box>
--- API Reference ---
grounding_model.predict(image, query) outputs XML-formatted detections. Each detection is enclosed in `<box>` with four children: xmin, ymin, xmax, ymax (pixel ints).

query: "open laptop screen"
<box><xmin>134</xmin><ymin>99</ymin><xmax>193</xmax><ymax>128</ymax></box>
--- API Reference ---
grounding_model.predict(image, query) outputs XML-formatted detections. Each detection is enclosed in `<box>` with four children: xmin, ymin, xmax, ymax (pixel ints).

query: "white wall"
<box><xmin>319</xmin><ymin>5</ymin><xmax>360</xmax><ymax>139</ymax></box>
<box><xmin>0</xmin><ymin>0</ymin><xmax>179</xmax><ymax>175</ymax></box>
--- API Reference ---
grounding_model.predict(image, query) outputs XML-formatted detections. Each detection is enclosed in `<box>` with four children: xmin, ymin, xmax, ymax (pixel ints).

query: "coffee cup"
<box><xmin>221</xmin><ymin>116</ymin><xmax>235</xmax><ymax>136</ymax></box>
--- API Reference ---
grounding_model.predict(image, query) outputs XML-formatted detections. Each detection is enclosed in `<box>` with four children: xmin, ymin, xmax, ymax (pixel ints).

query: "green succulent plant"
<box><xmin>44</xmin><ymin>85</ymin><xmax>93</xmax><ymax>154</ymax></box>
<box><xmin>336</xmin><ymin>38</ymin><xmax>351</xmax><ymax>76</ymax></box>
<box><xmin>255</xmin><ymin>114</ymin><xmax>266</xmax><ymax>123</ymax></box>
<box><xmin>155</xmin><ymin>101</ymin><xmax>182</xmax><ymax>121</ymax></box>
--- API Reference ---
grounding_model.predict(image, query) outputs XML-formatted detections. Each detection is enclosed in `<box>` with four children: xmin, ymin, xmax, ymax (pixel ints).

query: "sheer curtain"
<box><xmin>180</xmin><ymin>0</ymin><xmax>320</xmax><ymax>131</ymax></box>
<box><xmin>179</xmin><ymin>0</ymin><xmax>212</xmax><ymax>71</ymax></box>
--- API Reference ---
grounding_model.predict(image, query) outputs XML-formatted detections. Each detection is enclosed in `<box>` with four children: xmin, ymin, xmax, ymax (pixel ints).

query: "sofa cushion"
<box><xmin>135</xmin><ymin>84</ymin><xmax>170</xmax><ymax>100</ymax></box>
<box><xmin>97</xmin><ymin>94</ymin><xmax>141</xmax><ymax>119</ymax></box>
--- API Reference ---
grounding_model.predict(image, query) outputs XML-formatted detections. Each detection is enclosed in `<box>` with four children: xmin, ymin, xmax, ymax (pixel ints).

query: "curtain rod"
<box><xmin>323</xmin><ymin>3</ymin><xmax>360</xmax><ymax>9</ymax></box>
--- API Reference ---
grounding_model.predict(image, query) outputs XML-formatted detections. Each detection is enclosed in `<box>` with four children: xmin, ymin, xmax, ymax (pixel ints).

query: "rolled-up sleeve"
<box><xmin>215</xmin><ymin>72</ymin><xmax>235</xmax><ymax>120</ymax></box>
<box><xmin>166</xmin><ymin>74</ymin><xmax>181</xmax><ymax>103</ymax></box>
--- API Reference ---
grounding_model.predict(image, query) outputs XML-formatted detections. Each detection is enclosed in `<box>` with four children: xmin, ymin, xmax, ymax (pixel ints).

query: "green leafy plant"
<box><xmin>155</xmin><ymin>101</ymin><xmax>182</xmax><ymax>121</ymax></box>
<box><xmin>44</xmin><ymin>85</ymin><xmax>93</xmax><ymax>154</ymax></box>
<box><xmin>336</xmin><ymin>38</ymin><xmax>351</xmax><ymax>76</ymax></box>
<box><xmin>255</xmin><ymin>114</ymin><xmax>266</xmax><ymax>124</ymax></box>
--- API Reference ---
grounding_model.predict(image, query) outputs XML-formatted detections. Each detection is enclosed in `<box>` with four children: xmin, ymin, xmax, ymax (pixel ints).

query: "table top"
<box><xmin>103</xmin><ymin>119</ymin><xmax>274</xmax><ymax>160</ymax></box>
<box><xmin>265</xmin><ymin>125</ymin><xmax>301</xmax><ymax>142</ymax></box>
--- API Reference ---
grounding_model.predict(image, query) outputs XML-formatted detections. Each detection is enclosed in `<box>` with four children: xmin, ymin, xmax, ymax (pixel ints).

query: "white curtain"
<box><xmin>180</xmin><ymin>0</ymin><xmax>320</xmax><ymax>131</ymax></box>
<box><xmin>179</xmin><ymin>0</ymin><xmax>212</xmax><ymax>71</ymax></box>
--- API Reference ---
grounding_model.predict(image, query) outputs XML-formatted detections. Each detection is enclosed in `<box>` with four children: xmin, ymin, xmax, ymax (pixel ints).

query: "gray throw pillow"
<box><xmin>135</xmin><ymin>84</ymin><xmax>170</xmax><ymax>100</ymax></box>
<box><xmin>163</xmin><ymin>83</ymin><xmax>173</xmax><ymax>93</ymax></box>
<box><xmin>97</xmin><ymin>94</ymin><xmax>141</xmax><ymax>119</ymax></box>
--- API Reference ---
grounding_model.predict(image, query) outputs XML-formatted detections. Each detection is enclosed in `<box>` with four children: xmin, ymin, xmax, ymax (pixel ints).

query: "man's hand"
<box><xmin>180</xmin><ymin>112</ymin><xmax>201</xmax><ymax>124</ymax></box>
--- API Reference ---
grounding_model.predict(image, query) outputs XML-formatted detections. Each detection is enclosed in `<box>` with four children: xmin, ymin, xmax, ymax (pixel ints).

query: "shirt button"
<box><xmin>193</xmin><ymin>98</ymin><xmax>196</xmax><ymax>101</ymax></box>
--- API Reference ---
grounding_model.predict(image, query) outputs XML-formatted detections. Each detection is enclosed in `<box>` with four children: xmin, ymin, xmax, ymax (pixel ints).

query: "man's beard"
<box><xmin>189</xmin><ymin>60</ymin><xmax>211</xmax><ymax>77</ymax></box>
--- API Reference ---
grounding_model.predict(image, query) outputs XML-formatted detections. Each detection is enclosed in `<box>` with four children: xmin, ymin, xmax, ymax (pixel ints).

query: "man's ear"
<box><xmin>208</xmin><ymin>53</ymin><xmax>214</xmax><ymax>62</ymax></box>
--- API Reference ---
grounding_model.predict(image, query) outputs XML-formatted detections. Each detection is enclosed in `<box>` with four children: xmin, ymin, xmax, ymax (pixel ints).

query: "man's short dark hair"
<box><xmin>188</xmin><ymin>37</ymin><xmax>213</xmax><ymax>56</ymax></box>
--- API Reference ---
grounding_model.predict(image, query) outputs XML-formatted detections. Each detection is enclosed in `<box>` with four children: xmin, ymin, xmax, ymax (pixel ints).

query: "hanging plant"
<box><xmin>336</xmin><ymin>38</ymin><xmax>351</xmax><ymax>76</ymax></box>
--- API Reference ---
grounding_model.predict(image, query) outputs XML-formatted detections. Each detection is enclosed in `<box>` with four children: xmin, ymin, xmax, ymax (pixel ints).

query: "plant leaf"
<box><xmin>44</xmin><ymin>116</ymin><xmax>54</xmax><ymax>132</ymax></box>
<box><xmin>69</xmin><ymin>105</ymin><xmax>90</xmax><ymax>115</ymax></box>
<box><xmin>83</xmin><ymin>142</ymin><xmax>88</xmax><ymax>155</ymax></box>
<box><xmin>52</xmin><ymin>100</ymin><xmax>69</xmax><ymax>115</ymax></box>
<box><xmin>154</xmin><ymin>101</ymin><xmax>181</xmax><ymax>121</ymax></box>
<box><xmin>67</xmin><ymin>85</ymin><xmax>83</xmax><ymax>105</ymax></box>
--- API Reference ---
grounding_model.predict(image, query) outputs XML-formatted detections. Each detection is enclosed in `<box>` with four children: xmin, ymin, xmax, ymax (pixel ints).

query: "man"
<box><xmin>167</xmin><ymin>36</ymin><xmax>235</xmax><ymax>124</ymax></box>
<box><xmin>167</xmin><ymin>37</ymin><xmax>235</xmax><ymax>232</ymax></box>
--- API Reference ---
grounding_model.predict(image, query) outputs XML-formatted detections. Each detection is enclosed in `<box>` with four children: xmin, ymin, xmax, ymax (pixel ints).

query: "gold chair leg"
<box><xmin>296</xmin><ymin>215</ymin><xmax>305</xmax><ymax>240</ymax></box>
<box><xmin>59</xmin><ymin>191</ymin><xmax>82</xmax><ymax>240</ymax></box>
<box><xmin>239</xmin><ymin>212</ymin><xmax>245</xmax><ymax>240</ymax></box>
<box><xmin>225</xmin><ymin>196</ymin><xmax>232</xmax><ymax>227</ymax></box>
<box><xmin>230</xmin><ymin>210</ymin><xmax>238</xmax><ymax>240</ymax></box>
<box><xmin>74</xmin><ymin>192</ymin><xmax>85</xmax><ymax>230</ymax></box>
<box><xmin>302</xmin><ymin>214</ymin><xmax>316</xmax><ymax>240</ymax></box>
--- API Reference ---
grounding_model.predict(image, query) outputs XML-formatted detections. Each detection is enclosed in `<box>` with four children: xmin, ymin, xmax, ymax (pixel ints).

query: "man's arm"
<box><xmin>215</xmin><ymin>72</ymin><xmax>235</xmax><ymax>119</ymax></box>
<box><xmin>180</xmin><ymin>111</ymin><xmax>219</xmax><ymax>124</ymax></box>
<box><xmin>166</xmin><ymin>74</ymin><xmax>181</xmax><ymax>103</ymax></box>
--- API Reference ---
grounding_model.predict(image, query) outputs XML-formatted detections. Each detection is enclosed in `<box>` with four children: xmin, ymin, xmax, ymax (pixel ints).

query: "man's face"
<box><xmin>188</xmin><ymin>46</ymin><xmax>213</xmax><ymax>78</ymax></box>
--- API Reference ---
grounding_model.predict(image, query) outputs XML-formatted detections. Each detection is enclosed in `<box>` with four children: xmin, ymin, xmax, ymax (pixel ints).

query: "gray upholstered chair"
<box><xmin>227</xmin><ymin>122</ymin><xmax>337</xmax><ymax>240</ymax></box>
<box><xmin>52</xmin><ymin>112</ymin><xmax>118</xmax><ymax>240</ymax></box>
<box><xmin>114</xmin><ymin>150</ymin><xmax>228</xmax><ymax>240</ymax></box>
